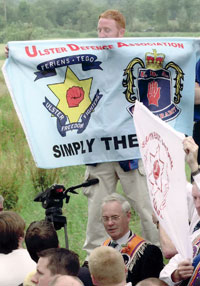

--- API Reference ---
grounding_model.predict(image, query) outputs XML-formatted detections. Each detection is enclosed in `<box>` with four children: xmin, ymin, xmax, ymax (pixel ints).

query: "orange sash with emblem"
<box><xmin>103</xmin><ymin>233</ymin><xmax>147</xmax><ymax>271</ymax></box>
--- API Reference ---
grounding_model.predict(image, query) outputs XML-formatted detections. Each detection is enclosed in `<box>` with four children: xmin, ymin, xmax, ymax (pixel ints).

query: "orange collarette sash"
<box><xmin>103</xmin><ymin>233</ymin><xmax>147</xmax><ymax>271</ymax></box>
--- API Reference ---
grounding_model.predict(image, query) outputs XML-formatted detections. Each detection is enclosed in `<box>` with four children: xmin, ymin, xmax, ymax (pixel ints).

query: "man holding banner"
<box><xmin>133</xmin><ymin>101</ymin><xmax>200</xmax><ymax>286</ymax></box>
<box><xmin>3</xmin><ymin>7</ymin><xmax>200</xmax><ymax>272</ymax></box>
<box><xmin>82</xmin><ymin>9</ymin><xmax>158</xmax><ymax>262</ymax></box>
<box><xmin>159</xmin><ymin>136</ymin><xmax>200</xmax><ymax>285</ymax></box>
<box><xmin>3</xmin><ymin>9</ymin><xmax>158</xmax><ymax>262</ymax></box>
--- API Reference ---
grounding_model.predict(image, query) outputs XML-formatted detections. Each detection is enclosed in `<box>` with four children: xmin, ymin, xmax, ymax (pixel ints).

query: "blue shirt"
<box><xmin>194</xmin><ymin>59</ymin><xmax>200</xmax><ymax>122</ymax></box>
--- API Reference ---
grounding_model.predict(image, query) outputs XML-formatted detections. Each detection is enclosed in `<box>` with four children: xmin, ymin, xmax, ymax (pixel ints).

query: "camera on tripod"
<box><xmin>34</xmin><ymin>184</ymin><xmax>73</xmax><ymax>231</ymax></box>
<box><xmin>34</xmin><ymin>178</ymin><xmax>99</xmax><ymax>248</ymax></box>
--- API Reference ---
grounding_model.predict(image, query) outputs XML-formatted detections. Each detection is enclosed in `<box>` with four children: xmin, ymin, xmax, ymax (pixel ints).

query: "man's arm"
<box><xmin>183</xmin><ymin>136</ymin><xmax>200</xmax><ymax>188</ymax></box>
<box><xmin>158</xmin><ymin>224</ymin><xmax>177</xmax><ymax>259</ymax></box>
<box><xmin>183</xmin><ymin>136</ymin><xmax>199</xmax><ymax>173</ymax></box>
<box><xmin>152</xmin><ymin>213</ymin><xmax>177</xmax><ymax>259</ymax></box>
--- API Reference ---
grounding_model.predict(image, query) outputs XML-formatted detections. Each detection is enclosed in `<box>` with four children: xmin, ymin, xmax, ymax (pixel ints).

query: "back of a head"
<box><xmin>89</xmin><ymin>246</ymin><xmax>126</xmax><ymax>286</ymax></box>
<box><xmin>25</xmin><ymin>220</ymin><xmax>59</xmax><ymax>262</ymax></box>
<box><xmin>50</xmin><ymin>275</ymin><xmax>84</xmax><ymax>286</ymax></box>
<box><xmin>99</xmin><ymin>9</ymin><xmax>126</xmax><ymax>30</ymax></box>
<box><xmin>136</xmin><ymin>278</ymin><xmax>168</xmax><ymax>286</ymax></box>
<box><xmin>39</xmin><ymin>248</ymin><xmax>80</xmax><ymax>276</ymax></box>
<box><xmin>0</xmin><ymin>211</ymin><xmax>25</xmax><ymax>254</ymax></box>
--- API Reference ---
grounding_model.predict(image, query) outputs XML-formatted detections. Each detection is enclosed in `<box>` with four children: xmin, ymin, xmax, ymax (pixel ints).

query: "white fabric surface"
<box><xmin>159</xmin><ymin>183</ymin><xmax>200</xmax><ymax>285</ymax></box>
<box><xmin>0</xmin><ymin>248</ymin><xmax>36</xmax><ymax>286</ymax></box>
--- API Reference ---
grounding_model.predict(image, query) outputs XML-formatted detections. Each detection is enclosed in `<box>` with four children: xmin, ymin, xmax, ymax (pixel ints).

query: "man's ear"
<box><xmin>119</xmin><ymin>28</ymin><xmax>125</xmax><ymax>37</ymax></box>
<box><xmin>127</xmin><ymin>210</ymin><xmax>131</xmax><ymax>223</ymax></box>
<box><xmin>91</xmin><ymin>274</ymin><xmax>98</xmax><ymax>285</ymax></box>
<box><xmin>127</xmin><ymin>210</ymin><xmax>131</xmax><ymax>218</ymax></box>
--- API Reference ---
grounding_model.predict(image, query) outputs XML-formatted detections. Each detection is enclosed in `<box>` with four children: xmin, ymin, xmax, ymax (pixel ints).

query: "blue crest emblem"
<box><xmin>123</xmin><ymin>49</ymin><xmax>184</xmax><ymax>122</ymax></box>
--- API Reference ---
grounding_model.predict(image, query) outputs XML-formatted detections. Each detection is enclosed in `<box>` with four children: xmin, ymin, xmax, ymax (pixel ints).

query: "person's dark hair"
<box><xmin>25</xmin><ymin>220</ymin><xmax>59</xmax><ymax>262</ymax></box>
<box><xmin>38</xmin><ymin>248</ymin><xmax>80</xmax><ymax>276</ymax></box>
<box><xmin>0</xmin><ymin>211</ymin><xmax>25</xmax><ymax>254</ymax></box>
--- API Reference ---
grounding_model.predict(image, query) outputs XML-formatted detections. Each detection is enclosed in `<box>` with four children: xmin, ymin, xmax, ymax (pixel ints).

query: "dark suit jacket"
<box><xmin>126</xmin><ymin>244</ymin><xmax>164</xmax><ymax>285</ymax></box>
<box><xmin>78</xmin><ymin>266</ymin><xmax>93</xmax><ymax>286</ymax></box>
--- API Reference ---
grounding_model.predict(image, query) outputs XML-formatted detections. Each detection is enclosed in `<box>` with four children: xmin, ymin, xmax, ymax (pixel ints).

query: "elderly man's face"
<box><xmin>192</xmin><ymin>183</ymin><xmax>200</xmax><ymax>216</ymax></box>
<box><xmin>102</xmin><ymin>201</ymin><xmax>131</xmax><ymax>240</ymax></box>
<box><xmin>97</xmin><ymin>18</ymin><xmax>124</xmax><ymax>38</ymax></box>
<box><xmin>31</xmin><ymin>257</ymin><xmax>53</xmax><ymax>286</ymax></box>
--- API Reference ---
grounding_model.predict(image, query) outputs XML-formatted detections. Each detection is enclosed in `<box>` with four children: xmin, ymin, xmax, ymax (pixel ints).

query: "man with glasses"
<box><xmin>101</xmin><ymin>193</ymin><xmax>163</xmax><ymax>286</ymax></box>
<box><xmin>83</xmin><ymin>8</ymin><xmax>158</xmax><ymax>265</ymax></box>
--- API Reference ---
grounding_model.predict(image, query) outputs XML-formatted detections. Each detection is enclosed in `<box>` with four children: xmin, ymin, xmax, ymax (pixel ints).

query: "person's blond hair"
<box><xmin>99</xmin><ymin>9</ymin><xmax>126</xmax><ymax>29</ymax></box>
<box><xmin>50</xmin><ymin>275</ymin><xmax>83</xmax><ymax>286</ymax></box>
<box><xmin>89</xmin><ymin>246</ymin><xmax>126</xmax><ymax>285</ymax></box>
<box><xmin>136</xmin><ymin>278</ymin><xmax>168</xmax><ymax>286</ymax></box>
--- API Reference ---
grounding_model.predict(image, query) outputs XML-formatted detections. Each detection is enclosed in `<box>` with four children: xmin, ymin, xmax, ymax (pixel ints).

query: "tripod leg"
<box><xmin>63</xmin><ymin>223</ymin><xmax>69</xmax><ymax>249</ymax></box>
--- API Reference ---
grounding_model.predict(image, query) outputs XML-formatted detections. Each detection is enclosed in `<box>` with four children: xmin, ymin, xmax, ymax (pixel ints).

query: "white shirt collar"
<box><xmin>114</xmin><ymin>230</ymin><xmax>131</xmax><ymax>246</ymax></box>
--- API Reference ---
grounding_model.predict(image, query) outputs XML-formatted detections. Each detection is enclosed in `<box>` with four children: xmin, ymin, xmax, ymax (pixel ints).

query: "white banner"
<box><xmin>133</xmin><ymin>100</ymin><xmax>192</xmax><ymax>260</ymax></box>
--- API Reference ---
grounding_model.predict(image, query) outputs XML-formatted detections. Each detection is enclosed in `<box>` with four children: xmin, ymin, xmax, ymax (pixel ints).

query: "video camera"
<box><xmin>34</xmin><ymin>184</ymin><xmax>72</xmax><ymax>210</ymax></box>
<box><xmin>34</xmin><ymin>179</ymin><xmax>99</xmax><ymax>231</ymax></box>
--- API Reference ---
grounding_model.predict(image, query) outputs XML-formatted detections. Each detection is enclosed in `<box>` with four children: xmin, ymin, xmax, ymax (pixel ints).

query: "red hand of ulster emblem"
<box><xmin>147</xmin><ymin>80</ymin><xmax>160</xmax><ymax>107</ymax></box>
<box><xmin>66</xmin><ymin>86</ymin><xmax>84</xmax><ymax>107</ymax></box>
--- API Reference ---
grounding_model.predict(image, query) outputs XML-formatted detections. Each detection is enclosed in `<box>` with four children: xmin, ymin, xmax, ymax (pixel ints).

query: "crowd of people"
<box><xmin>2</xmin><ymin>8</ymin><xmax>200</xmax><ymax>286</ymax></box>
<box><xmin>1</xmin><ymin>133</ymin><xmax>200</xmax><ymax>286</ymax></box>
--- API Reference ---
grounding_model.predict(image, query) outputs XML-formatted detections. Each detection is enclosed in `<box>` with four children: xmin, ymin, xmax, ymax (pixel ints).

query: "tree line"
<box><xmin>0</xmin><ymin>0</ymin><xmax>200</xmax><ymax>43</ymax></box>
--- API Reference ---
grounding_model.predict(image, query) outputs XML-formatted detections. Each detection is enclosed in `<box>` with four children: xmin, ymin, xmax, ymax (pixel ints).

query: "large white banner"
<box><xmin>133</xmin><ymin>100</ymin><xmax>192</xmax><ymax>260</ymax></box>
<box><xmin>2</xmin><ymin>38</ymin><xmax>200</xmax><ymax>168</ymax></box>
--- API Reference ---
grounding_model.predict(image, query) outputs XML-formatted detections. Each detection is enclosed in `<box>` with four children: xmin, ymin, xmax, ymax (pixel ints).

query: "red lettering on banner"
<box><xmin>25</xmin><ymin>45</ymin><xmax>38</xmax><ymax>57</ymax></box>
<box><xmin>25</xmin><ymin>45</ymin><xmax>69</xmax><ymax>57</ymax></box>
<box><xmin>67</xmin><ymin>44</ymin><xmax>79</xmax><ymax>51</ymax></box>
<box><xmin>117</xmin><ymin>42</ymin><xmax>184</xmax><ymax>49</ymax></box>
<box><xmin>158</xmin><ymin>106</ymin><xmax>177</xmax><ymax>120</ymax></box>
<box><xmin>24</xmin><ymin>41</ymin><xmax>185</xmax><ymax>58</ymax></box>
<box><xmin>140</xmin><ymin>71</ymin><xmax>147</xmax><ymax>78</ymax></box>
<box><xmin>117</xmin><ymin>42</ymin><xmax>129</xmax><ymax>48</ymax></box>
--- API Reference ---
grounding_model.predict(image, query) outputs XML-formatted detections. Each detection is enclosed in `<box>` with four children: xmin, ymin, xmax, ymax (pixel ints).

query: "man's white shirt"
<box><xmin>159</xmin><ymin>182</ymin><xmax>200</xmax><ymax>285</ymax></box>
